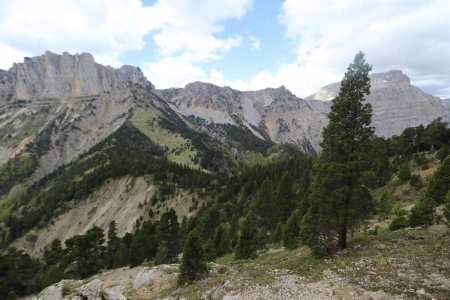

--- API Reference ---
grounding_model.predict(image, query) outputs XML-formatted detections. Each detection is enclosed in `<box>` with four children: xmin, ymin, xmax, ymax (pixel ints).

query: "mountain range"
<box><xmin>2</xmin><ymin>51</ymin><xmax>450</xmax><ymax>174</ymax></box>
<box><xmin>1</xmin><ymin>51</ymin><xmax>450</xmax><ymax>256</ymax></box>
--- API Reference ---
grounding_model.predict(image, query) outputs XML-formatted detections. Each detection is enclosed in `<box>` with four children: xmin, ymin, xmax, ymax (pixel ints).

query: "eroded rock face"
<box><xmin>0</xmin><ymin>51</ymin><xmax>153</xmax><ymax>181</ymax></box>
<box><xmin>159</xmin><ymin>70</ymin><xmax>450</xmax><ymax>154</ymax></box>
<box><xmin>156</xmin><ymin>83</ymin><xmax>327</xmax><ymax>153</ymax></box>
<box><xmin>1</xmin><ymin>51</ymin><xmax>151</xmax><ymax>103</ymax></box>
<box><xmin>306</xmin><ymin>70</ymin><xmax>450</xmax><ymax>138</ymax></box>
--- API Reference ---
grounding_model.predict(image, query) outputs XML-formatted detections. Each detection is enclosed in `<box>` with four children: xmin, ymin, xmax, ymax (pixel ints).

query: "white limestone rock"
<box><xmin>78</xmin><ymin>279</ymin><xmax>126</xmax><ymax>300</ymax></box>
<box><xmin>156</xmin><ymin>83</ymin><xmax>327</xmax><ymax>153</ymax></box>
<box><xmin>306</xmin><ymin>70</ymin><xmax>450</xmax><ymax>138</ymax></box>
<box><xmin>0</xmin><ymin>51</ymin><xmax>153</xmax><ymax>181</ymax></box>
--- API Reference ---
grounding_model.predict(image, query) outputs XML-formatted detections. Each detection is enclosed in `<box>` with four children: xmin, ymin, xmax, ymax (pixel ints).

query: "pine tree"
<box><xmin>408</xmin><ymin>197</ymin><xmax>435</xmax><ymax>227</ymax></box>
<box><xmin>213</xmin><ymin>222</ymin><xmax>232</xmax><ymax>258</ymax></box>
<box><xmin>235</xmin><ymin>211</ymin><xmax>258</xmax><ymax>259</ymax></box>
<box><xmin>106</xmin><ymin>221</ymin><xmax>119</xmax><ymax>268</ymax></box>
<box><xmin>252</xmin><ymin>178</ymin><xmax>275</xmax><ymax>229</ymax></box>
<box><xmin>274</xmin><ymin>172</ymin><xmax>294</xmax><ymax>222</ymax></box>
<box><xmin>426</xmin><ymin>156</ymin><xmax>450</xmax><ymax>204</ymax></box>
<box><xmin>272</xmin><ymin>222</ymin><xmax>284</xmax><ymax>244</ymax></box>
<box><xmin>283</xmin><ymin>209</ymin><xmax>301</xmax><ymax>249</ymax></box>
<box><xmin>302</xmin><ymin>52</ymin><xmax>375</xmax><ymax>254</ymax></box>
<box><xmin>398</xmin><ymin>162</ymin><xmax>411</xmax><ymax>182</ymax></box>
<box><xmin>156</xmin><ymin>209</ymin><xmax>181</xmax><ymax>263</ymax></box>
<box><xmin>178</xmin><ymin>230</ymin><xmax>208</xmax><ymax>285</ymax></box>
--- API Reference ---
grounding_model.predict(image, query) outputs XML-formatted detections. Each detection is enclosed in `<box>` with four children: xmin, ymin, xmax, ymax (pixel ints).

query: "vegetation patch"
<box><xmin>131</xmin><ymin>107</ymin><xmax>200</xmax><ymax>169</ymax></box>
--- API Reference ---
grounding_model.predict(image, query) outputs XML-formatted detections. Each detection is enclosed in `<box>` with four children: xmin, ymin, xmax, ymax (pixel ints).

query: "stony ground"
<box><xmin>29</xmin><ymin>224</ymin><xmax>450</xmax><ymax>300</ymax></box>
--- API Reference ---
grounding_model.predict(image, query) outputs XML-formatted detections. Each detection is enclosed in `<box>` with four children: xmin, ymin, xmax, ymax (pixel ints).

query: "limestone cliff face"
<box><xmin>306</xmin><ymin>70</ymin><xmax>450</xmax><ymax>138</ymax></box>
<box><xmin>156</xmin><ymin>83</ymin><xmax>327</xmax><ymax>153</ymax></box>
<box><xmin>157</xmin><ymin>70</ymin><xmax>450</xmax><ymax>153</ymax></box>
<box><xmin>1</xmin><ymin>51</ymin><xmax>150</xmax><ymax>103</ymax></box>
<box><xmin>0</xmin><ymin>51</ymin><xmax>152</xmax><ymax>180</ymax></box>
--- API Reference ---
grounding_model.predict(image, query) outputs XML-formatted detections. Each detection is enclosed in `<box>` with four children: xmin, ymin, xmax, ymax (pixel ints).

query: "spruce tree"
<box><xmin>235</xmin><ymin>211</ymin><xmax>258</xmax><ymax>259</ymax></box>
<box><xmin>302</xmin><ymin>52</ymin><xmax>375</xmax><ymax>253</ymax></box>
<box><xmin>178</xmin><ymin>230</ymin><xmax>208</xmax><ymax>285</ymax></box>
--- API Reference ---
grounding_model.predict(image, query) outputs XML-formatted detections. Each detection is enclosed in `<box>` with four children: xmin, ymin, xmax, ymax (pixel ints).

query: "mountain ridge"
<box><xmin>2</xmin><ymin>52</ymin><xmax>450</xmax><ymax>186</ymax></box>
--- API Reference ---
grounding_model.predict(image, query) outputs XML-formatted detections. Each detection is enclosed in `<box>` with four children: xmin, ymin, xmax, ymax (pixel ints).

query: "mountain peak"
<box><xmin>371</xmin><ymin>70</ymin><xmax>410</xmax><ymax>84</ymax></box>
<box><xmin>2</xmin><ymin>51</ymin><xmax>151</xmax><ymax>103</ymax></box>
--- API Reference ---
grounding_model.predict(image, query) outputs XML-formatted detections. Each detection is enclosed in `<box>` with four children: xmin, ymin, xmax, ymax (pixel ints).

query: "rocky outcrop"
<box><xmin>0</xmin><ymin>51</ymin><xmax>153</xmax><ymax>182</ymax></box>
<box><xmin>32</xmin><ymin>279</ymin><xmax>126</xmax><ymax>300</ymax></box>
<box><xmin>156</xmin><ymin>83</ymin><xmax>327</xmax><ymax>153</ymax></box>
<box><xmin>306</xmin><ymin>70</ymin><xmax>450</xmax><ymax>138</ymax></box>
<box><xmin>158</xmin><ymin>70</ymin><xmax>450</xmax><ymax>154</ymax></box>
<box><xmin>79</xmin><ymin>279</ymin><xmax>127</xmax><ymax>300</ymax></box>
<box><xmin>1</xmin><ymin>51</ymin><xmax>151</xmax><ymax>104</ymax></box>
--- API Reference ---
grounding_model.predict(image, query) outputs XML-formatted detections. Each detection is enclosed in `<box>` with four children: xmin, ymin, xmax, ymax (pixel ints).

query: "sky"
<box><xmin>0</xmin><ymin>0</ymin><xmax>449</xmax><ymax>99</ymax></box>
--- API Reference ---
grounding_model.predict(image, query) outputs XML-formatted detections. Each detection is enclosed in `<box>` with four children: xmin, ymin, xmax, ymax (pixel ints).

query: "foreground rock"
<box><xmin>32</xmin><ymin>279</ymin><xmax>126</xmax><ymax>300</ymax></box>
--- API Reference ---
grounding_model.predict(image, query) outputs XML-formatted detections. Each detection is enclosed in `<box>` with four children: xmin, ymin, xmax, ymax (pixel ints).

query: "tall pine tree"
<box><xmin>178</xmin><ymin>230</ymin><xmax>208</xmax><ymax>285</ymax></box>
<box><xmin>302</xmin><ymin>52</ymin><xmax>375</xmax><ymax>254</ymax></box>
<box><xmin>106</xmin><ymin>221</ymin><xmax>119</xmax><ymax>268</ymax></box>
<box><xmin>235</xmin><ymin>211</ymin><xmax>258</xmax><ymax>259</ymax></box>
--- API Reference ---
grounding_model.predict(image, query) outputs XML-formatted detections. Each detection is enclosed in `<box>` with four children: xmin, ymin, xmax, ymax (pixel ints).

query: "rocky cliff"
<box><xmin>306</xmin><ymin>70</ymin><xmax>450</xmax><ymax>138</ymax></box>
<box><xmin>0</xmin><ymin>51</ymin><xmax>152</xmax><ymax>181</ymax></box>
<box><xmin>158</xmin><ymin>70</ymin><xmax>450</xmax><ymax>154</ymax></box>
<box><xmin>2</xmin><ymin>52</ymin><xmax>449</xmax><ymax>181</ymax></box>
<box><xmin>156</xmin><ymin>83</ymin><xmax>327</xmax><ymax>154</ymax></box>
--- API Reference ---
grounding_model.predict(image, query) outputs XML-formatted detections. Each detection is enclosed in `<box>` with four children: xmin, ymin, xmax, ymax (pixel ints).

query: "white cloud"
<box><xmin>142</xmin><ymin>0</ymin><xmax>252</xmax><ymax>89</ymax></box>
<box><xmin>0</xmin><ymin>41</ymin><xmax>30</xmax><ymax>70</ymax></box>
<box><xmin>248</xmin><ymin>35</ymin><xmax>261</xmax><ymax>51</ymax></box>
<box><xmin>0</xmin><ymin>0</ymin><xmax>160</xmax><ymax>68</ymax></box>
<box><xmin>2</xmin><ymin>0</ymin><xmax>448</xmax><ymax>98</ymax></box>
<box><xmin>268</xmin><ymin>0</ymin><xmax>450</xmax><ymax>98</ymax></box>
<box><xmin>0</xmin><ymin>0</ymin><xmax>253</xmax><ymax>90</ymax></box>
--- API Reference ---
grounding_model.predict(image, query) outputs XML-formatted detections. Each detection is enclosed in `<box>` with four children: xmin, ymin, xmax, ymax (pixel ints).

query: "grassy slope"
<box><xmin>130</xmin><ymin>107</ymin><xmax>200</xmax><ymax>169</ymax></box>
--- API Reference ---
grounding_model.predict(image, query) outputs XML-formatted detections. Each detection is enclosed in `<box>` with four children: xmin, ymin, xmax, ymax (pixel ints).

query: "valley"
<box><xmin>0</xmin><ymin>52</ymin><xmax>450</xmax><ymax>300</ymax></box>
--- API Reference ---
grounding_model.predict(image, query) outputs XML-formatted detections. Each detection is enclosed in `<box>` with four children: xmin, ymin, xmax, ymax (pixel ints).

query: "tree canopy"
<box><xmin>302</xmin><ymin>51</ymin><xmax>375</xmax><ymax>255</ymax></box>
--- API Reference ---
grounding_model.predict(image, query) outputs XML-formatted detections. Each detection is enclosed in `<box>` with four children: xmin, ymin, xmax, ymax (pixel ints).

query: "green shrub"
<box><xmin>398</xmin><ymin>162</ymin><xmax>411</xmax><ymax>182</ymax></box>
<box><xmin>409</xmin><ymin>174</ymin><xmax>424</xmax><ymax>190</ymax></box>
<box><xmin>444</xmin><ymin>191</ymin><xmax>450</xmax><ymax>227</ymax></box>
<box><xmin>377</xmin><ymin>193</ymin><xmax>393</xmax><ymax>217</ymax></box>
<box><xmin>393</xmin><ymin>204</ymin><xmax>408</xmax><ymax>217</ymax></box>
<box><xmin>436</xmin><ymin>144</ymin><xmax>449</xmax><ymax>161</ymax></box>
<box><xmin>389</xmin><ymin>216</ymin><xmax>408</xmax><ymax>231</ymax></box>
<box><xmin>408</xmin><ymin>198</ymin><xmax>435</xmax><ymax>227</ymax></box>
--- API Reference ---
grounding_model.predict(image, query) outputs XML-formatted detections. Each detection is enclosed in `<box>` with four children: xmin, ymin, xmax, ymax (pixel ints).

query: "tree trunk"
<box><xmin>338</xmin><ymin>222</ymin><xmax>347</xmax><ymax>249</ymax></box>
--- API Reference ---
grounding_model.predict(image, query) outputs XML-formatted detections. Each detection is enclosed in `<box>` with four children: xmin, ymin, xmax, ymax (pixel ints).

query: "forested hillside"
<box><xmin>1</xmin><ymin>53</ymin><xmax>450</xmax><ymax>300</ymax></box>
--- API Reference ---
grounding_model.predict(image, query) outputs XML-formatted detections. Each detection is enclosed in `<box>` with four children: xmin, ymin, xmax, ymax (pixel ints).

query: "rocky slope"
<box><xmin>27</xmin><ymin>224</ymin><xmax>450</xmax><ymax>300</ymax></box>
<box><xmin>0</xmin><ymin>51</ymin><xmax>151</xmax><ymax>181</ymax></box>
<box><xmin>306</xmin><ymin>70</ymin><xmax>450</xmax><ymax>138</ymax></box>
<box><xmin>156</xmin><ymin>84</ymin><xmax>327</xmax><ymax>154</ymax></box>
<box><xmin>157</xmin><ymin>70</ymin><xmax>450</xmax><ymax>153</ymax></box>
